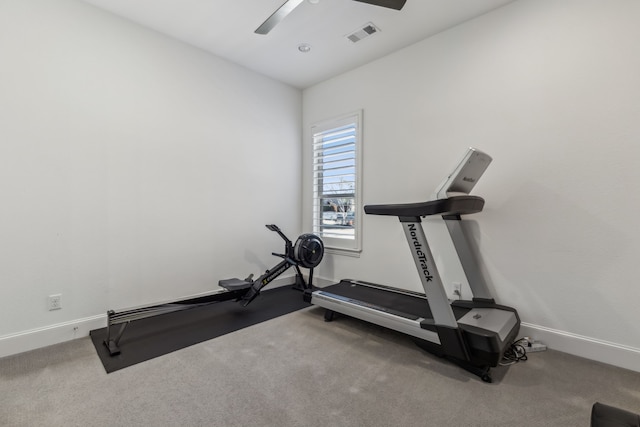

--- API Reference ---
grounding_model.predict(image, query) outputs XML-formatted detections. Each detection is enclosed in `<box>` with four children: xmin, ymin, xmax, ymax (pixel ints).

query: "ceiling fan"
<box><xmin>255</xmin><ymin>0</ymin><xmax>407</xmax><ymax>35</ymax></box>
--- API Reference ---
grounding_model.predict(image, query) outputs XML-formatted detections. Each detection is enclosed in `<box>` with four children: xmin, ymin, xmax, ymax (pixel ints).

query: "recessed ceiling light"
<box><xmin>298</xmin><ymin>43</ymin><xmax>312</xmax><ymax>53</ymax></box>
<box><xmin>308</xmin><ymin>0</ymin><xmax>320</xmax><ymax>4</ymax></box>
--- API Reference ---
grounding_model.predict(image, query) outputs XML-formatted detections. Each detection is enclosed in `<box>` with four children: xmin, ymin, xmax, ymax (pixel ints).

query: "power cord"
<box><xmin>500</xmin><ymin>337</ymin><xmax>529</xmax><ymax>366</ymax></box>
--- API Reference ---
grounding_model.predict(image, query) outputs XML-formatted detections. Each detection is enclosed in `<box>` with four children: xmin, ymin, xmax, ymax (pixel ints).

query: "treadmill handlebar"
<box><xmin>364</xmin><ymin>195</ymin><xmax>484</xmax><ymax>218</ymax></box>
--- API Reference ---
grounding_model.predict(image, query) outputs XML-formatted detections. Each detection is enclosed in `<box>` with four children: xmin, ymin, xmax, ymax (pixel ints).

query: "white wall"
<box><xmin>303</xmin><ymin>0</ymin><xmax>640</xmax><ymax>371</ymax></box>
<box><xmin>0</xmin><ymin>0</ymin><xmax>301</xmax><ymax>355</ymax></box>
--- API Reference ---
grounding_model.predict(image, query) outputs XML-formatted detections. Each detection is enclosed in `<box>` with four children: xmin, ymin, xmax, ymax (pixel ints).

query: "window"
<box><xmin>312</xmin><ymin>111</ymin><xmax>362</xmax><ymax>253</ymax></box>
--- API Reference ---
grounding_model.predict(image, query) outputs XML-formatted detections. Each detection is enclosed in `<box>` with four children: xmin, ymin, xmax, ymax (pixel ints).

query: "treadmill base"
<box><xmin>413</xmin><ymin>337</ymin><xmax>493</xmax><ymax>383</ymax></box>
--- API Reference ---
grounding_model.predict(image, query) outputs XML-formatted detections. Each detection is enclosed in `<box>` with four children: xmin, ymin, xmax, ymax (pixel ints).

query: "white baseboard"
<box><xmin>9</xmin><ymin>285</ymin><xmax>636</xmax><ymax>375</ymax></box>
<box><xmin>0</xmin><ymin>314</ymin><xmax>107</xmax><ymax>359</ymax></box>
<box><xmin>308</xmin><ymin>276</ymin><xmax>336</xmax><ymax>287</ymax></box>
<box><xmin>520</xmin><ymin>322</ymin><xmax>640</xmax><ymax>373</ymax></box>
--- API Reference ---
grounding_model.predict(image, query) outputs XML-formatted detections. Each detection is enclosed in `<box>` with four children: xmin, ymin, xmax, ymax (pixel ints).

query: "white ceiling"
<box><xmin>80</xmin><ymin>0</ymin><xmax>516</xmax><ymax>89</ymax></box>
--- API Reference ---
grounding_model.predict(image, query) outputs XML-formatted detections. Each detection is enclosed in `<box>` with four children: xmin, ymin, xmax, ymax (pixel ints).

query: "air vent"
<box><xmin>346</xmin><ymin>22</ymin><xmax>380</xmax><ymax>43</ymax></box>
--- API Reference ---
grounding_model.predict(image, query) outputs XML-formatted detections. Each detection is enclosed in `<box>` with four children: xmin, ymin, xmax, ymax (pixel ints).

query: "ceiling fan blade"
<box><xmin>352</xmin><ymin>0</ymin><xmax>407</xmax><ymax>10</ymax></box>
<box><xmin>255</xmin><ymin>0</ymin><xmax>305</xmax><ymax>35</ymax></box>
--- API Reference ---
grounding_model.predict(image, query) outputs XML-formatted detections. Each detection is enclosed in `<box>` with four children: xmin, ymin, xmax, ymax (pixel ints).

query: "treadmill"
<box><xmin>307</xmin><ymin>148</ymin><xmax>520</xmax><ymax>382</ymax></box>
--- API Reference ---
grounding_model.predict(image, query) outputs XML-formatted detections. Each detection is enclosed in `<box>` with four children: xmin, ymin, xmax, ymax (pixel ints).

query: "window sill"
<box><xmin>325</xmin><ymin>247</ymin><xmax>361</xmax><ymax>258</ymax></box>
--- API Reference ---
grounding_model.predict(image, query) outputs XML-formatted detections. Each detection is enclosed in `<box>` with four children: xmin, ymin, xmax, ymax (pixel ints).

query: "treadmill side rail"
<box><xmin>311</xmin><ymin>290</ymin><xmax>440</xmax><ymax>344</ymax></box>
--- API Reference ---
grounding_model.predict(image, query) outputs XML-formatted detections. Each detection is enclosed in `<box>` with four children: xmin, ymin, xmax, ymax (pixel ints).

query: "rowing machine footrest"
<box><xmin>219</xmin><ymin>278</ymin><xmax>253</xmax><ymax>291</ymax></box>
<box><xmin>104</xmin><ymin>339</ymin><xmax>121</xmax><ymax>356</ymax></box>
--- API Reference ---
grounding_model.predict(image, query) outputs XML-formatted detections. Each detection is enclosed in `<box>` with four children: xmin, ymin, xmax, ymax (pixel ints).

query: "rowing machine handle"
<box><xmin>265</xmin><ymin>224</ymin><xmax>292</xmax><ymax>245</ymax></box>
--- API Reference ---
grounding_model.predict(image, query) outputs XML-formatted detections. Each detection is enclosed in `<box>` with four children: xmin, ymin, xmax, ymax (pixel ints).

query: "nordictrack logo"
<box><xmin>408</xmin><ymin>224</ymin><xmax>433</xmax><ymax>282</ymax></box>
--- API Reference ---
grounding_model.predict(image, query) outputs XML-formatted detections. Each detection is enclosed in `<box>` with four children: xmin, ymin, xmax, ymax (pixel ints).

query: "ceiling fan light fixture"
<box><xmin>353</xmin><ymin>0</ymin><xmax>406</xmax><ymax>10</ymax></box>
<box><xmin>256</xmin><ymin>0</ymin><xmax>406</xmax><ymax>35</ymax></box>
<box><xmin>255</xmin><ymin>0</ymin><xmax>305</xmax><ymax>35</ymax></box>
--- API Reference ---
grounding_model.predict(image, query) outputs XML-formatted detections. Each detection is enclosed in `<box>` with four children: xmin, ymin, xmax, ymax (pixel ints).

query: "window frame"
<box><xmin>311</xmin><ymin>110</ymin><xmax>363</xmax><ymax>255</ymax></box>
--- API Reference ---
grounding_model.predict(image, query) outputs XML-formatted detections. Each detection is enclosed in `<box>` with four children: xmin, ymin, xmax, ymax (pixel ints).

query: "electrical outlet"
<box><xmin>452</xmin><ymin>282</ymin><xmax>462</xmax><ymax>300</ymax></box>
<box><xmin>48</xmin><ymin>294</ymin><xmax>62</xmax><ymax>311</ymax></box>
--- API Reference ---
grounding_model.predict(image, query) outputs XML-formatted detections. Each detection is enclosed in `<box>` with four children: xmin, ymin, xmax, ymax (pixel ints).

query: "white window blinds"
<box><xmin>312</xmin><ymin>111</ymin><xmax>362</xmax><ymax>252</ymax></box>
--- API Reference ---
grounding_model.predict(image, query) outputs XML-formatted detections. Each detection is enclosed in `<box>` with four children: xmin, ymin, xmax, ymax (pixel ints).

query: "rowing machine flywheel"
<box><xmin>293</xmin><ymin>234</ymin><xmax>324</xmax><ymax>269</ymax></box>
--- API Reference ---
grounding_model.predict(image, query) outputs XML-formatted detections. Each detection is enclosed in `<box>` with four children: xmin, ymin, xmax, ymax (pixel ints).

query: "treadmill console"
<box><xmin>432</xmin><ymin>148</ymin><xmax>492</xmax><ymax>200</ymax></box>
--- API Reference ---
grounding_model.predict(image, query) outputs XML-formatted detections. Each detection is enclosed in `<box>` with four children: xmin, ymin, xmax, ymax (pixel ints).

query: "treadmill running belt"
<box><xmin>320</xmin><ymin>280</ymin><xmax>469</xmax><ymax>325</ymax></box>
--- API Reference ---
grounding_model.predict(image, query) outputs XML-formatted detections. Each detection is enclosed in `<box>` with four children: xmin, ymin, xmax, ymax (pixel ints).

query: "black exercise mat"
<box><xmin>90</xmin><ymin>286</ymin><xmax>309</xmax><ymax>373</ymax></box>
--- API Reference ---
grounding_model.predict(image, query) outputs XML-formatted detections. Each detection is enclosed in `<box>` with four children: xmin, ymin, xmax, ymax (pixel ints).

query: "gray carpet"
<box><xmin>1</xmin><ymin>307</ymin><xmax>639</xmax><ymax>427</ymax></box>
